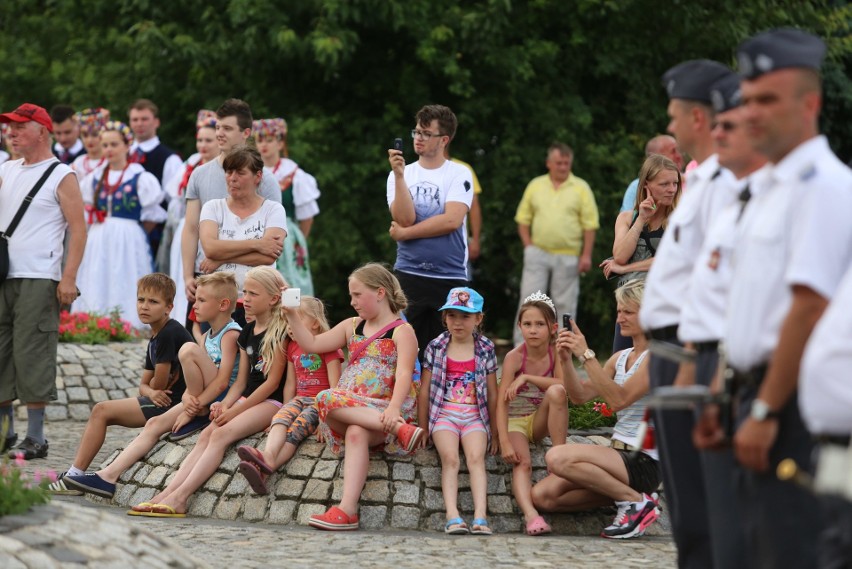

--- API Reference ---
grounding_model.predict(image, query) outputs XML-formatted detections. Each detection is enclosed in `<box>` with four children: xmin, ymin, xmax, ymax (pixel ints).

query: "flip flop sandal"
<box><xmin>525</xmin><ymin>515</ymin><xmax>552</xmax><ymax>536</ymax></box>
<box><xmin>444</xmin><ymin>517</ymin><xmax>470</xmax><ymax>535</ymax></box>
<box><xmin>138</xmin><ymin>504</ymin><xmax>186</xmax><ymax>518</ymax></box>
<box><xmin>236</xmin><ymin>445</ymin><xmax>274</xmax><ymax>475</ymax></box>
<box><xmin>238</xmin><ymin>460</ymin><xmax>269</xmax><ymax>495</ymax></box>
<box><xmin>127</xmin><ymin>502</ymin><xmax>156</xmax><ymax>516</ymax></box>
<box><xmin>470</xmin><ymin>518</ymin><xmax>493</xmax><ymax>535</ymax></box>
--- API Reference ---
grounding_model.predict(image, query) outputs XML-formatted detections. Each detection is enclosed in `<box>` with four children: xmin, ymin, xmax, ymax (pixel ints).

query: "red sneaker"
<box><xmin>308</xmin><ymin>506</ymin><xmax>359</xmax><ymax>531</ymax></box>
<box><xmin>396</xmin><ymin>423</ymin><xmax>424</xmax><ymax>452</ymax></box>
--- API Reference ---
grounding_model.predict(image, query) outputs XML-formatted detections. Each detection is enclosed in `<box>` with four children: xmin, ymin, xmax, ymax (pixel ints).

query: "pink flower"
<box><xmin>13</xmin><ymin>452</ymin><xmax>26</xmax><ymax>466</ymax></box>
<box><xmin>123</xmin><ymin>322</ymin><xmax>131</xmax><ymax>334</ymax></box>
<box><xmin>44</xmin><ymin>469</ymin><xmax>58</xmax><ymax>483</ymax></box>
<box><xmin>33</xmin><ymin>471</ymin><xmax>42</xmax><ymax>484</ymax></box>
<box><xmin>96</xmin><ymin>317</ymin><xmax>111</xmax><ymax>330</ymax></box>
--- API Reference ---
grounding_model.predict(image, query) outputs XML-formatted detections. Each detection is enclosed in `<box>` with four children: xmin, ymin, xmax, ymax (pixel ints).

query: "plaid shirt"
<box><xmin>423</xmin><ymin>331</ymin><xmax>498</xmax><ymax>440</ymax></box>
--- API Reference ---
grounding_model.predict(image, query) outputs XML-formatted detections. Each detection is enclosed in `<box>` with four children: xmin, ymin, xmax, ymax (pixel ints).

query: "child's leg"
<box><xmin>337</xmin><ymin>425</ymin><xmax>386</xmax><ymax>517</ymax></box>
<box><xmin>460</xmin><ymin>430</ymin><xmax>489</xmax><ymax>521</ymax></box>
<box><xmin>531</xmin><ymin>384</ymin><xmax>569</xmax><ymax>446</ymax></box>
<box><xmin>178</xmin><ymin>342</ymin><xmax>219</xmax><ymax>406</ymax></box>
<box><xmin>432</xmin><ymin>430</ymin><xmax>463</xmax><ymax>522</ymax></box>
<box><xmin>150</xmin><ymin>422</ymin><xmax>217</xmax><ymax>503</ymax></box>
<box><xmin>157</xmin><ymin>402</ymin><xmax>277</xmax><ymax>513</ymax></box>
<box><xmin>261</xmin><ymin>399</ymin><xmax>302</xmax><ymax>467</ymax></box>
<box><xmin>544</xmin><ymin>443</ymin><xmax>641</xmax><ymax>503</ymax></box>
<box><xmin>508</xmin><ymin>431</ymin><xmax>540</xmax><ymax>522</ymax></box>
<box><xmin>98</xmin><ymin>405</ymin><xmax>184</xmax><ymax>483</ymax></box>
<box><xmin>72</xmin><ymin>398</ymin><xmax>148</xmax><ymax>471</ymax></box>
<box><xmin>325</xmin><ymin>406</ymin><xmax>406</xmax><ymax>436</ymax></box>
<box><xmin>270</xmin><ymin>402</ymin><xmax>318</xmax><ymax>468</ymax></box>
<box><xmin>531</xmin><ymin>472</ymin><xmax>613</xmax><ymax>512</ymax></box>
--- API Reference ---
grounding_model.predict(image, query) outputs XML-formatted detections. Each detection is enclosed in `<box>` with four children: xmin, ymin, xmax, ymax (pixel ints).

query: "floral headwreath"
<box><xmin>252</xmin><ymin>117</ymin><xmax>287</xmax><ymax>140</ymax></box>
<box><xmin>76</xmin><ymin>107</ymin><xmax>110</xmax><ymax>135</ymax></box>
<box><xmin>103</xmin><ymin>120</ymin><xmax>133</xmax><ymax>145</ymax></box>
<box><xmin>196</xmin><ymin>109</ymin><xmax>217</xmax><ymax>131</ymax></box>
<box><xmin>522</xmin><ymin>290</ymin><xmax>556</xmax><ymax>314</ymax></box>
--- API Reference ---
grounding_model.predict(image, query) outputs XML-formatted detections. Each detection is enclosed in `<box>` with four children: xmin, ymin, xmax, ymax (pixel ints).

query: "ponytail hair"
<box><xmin>244</xmin><ymin>266</ymin><xmax>289</xmax><ymax>375</ymax></box>
<box><xmin>349</xmin><ymin>262</ymin><xmax>408</xmax><ymax>314</ymax></box>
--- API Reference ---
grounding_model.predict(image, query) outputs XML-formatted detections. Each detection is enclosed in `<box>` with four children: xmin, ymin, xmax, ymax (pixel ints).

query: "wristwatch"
<box><xmin>750</xmin><ymin>399</ymin><xmax>780</xmax><ymax>421</ymax></box>
<box><xmin>579</xmin><ymin>349</ymin><xmax>596</xmax><ymax>365</ymax></box>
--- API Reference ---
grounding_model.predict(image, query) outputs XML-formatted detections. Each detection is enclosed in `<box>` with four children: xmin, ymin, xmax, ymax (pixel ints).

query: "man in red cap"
<box><xmin>0</xmin><ymin>103</ymin><xmax>87</xmax><ymax>460</ymax></box>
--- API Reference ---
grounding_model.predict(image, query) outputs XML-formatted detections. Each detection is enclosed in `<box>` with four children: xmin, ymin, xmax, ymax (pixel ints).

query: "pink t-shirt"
<box><xmin>288</xmin><ymin>342</ymin><xmax>343</xmax><ymax>398</ymax></box>
<box><xmin>443</xmin><ymin>357</ymin><xmax>477</xmax><ymax>405</ymax></box>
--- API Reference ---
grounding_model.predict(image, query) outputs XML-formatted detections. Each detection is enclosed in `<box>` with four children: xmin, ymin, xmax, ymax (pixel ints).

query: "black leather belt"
<box><xmin>730</xmin><ymin>364</ymin><xmax>768</xmax><ymax>389</ymax></box>
<box><xmin>646</xmin><ymin>325</ymin><xmax>679</xmax><ymax>342</ymax></box>
<box><xmin>693</xmin><ymin>340</ymin><xmax>719</xmax><ymax>353</ymax></box>
<box><xmin>610</xmin><ymin>439</ymin><xmax>630</xmax><ymax>451</ymax></box>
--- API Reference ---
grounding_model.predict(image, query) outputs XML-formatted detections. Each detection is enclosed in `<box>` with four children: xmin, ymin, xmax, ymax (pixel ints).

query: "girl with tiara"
<box><xmin>163</xmin><ymin>110</ymin><xmax>218</xmax><ymax>321</ymax></box>
<box><xmin>71</xmin><ymin>107</ymin><xmax>110</xmax><ymax>179</ymax></box>
<box><xmin>73</xmin><ymin>121</ymin><xmax>165</xmax><ymax>328</ymax></box>
<box><xmin>253</xmin><ymin>117</ymin><xmax>320</xmax><ymax>295</ymax></box>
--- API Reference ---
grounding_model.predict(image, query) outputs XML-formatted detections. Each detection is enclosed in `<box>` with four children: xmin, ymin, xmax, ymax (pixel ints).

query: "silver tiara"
<box><xmin>523</xmin><ymin>290</ymin><xmax>556</xmax><ymax>313</ymax></box>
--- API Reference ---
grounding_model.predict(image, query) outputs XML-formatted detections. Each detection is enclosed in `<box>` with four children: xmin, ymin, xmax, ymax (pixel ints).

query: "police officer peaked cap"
<box><xmin>709</xmin><ymin>73</ymin><xmax>743</xmax><ymax>114</ymax></box>
<box><xmin>662</xmin><ymin>60</ymin><xmax>734</xmax><ymax>104</ymax></box>
<box><xmin>737</xmin><ymin>28</ymin><xmax>826</xmax><ymax>79</ymax></box>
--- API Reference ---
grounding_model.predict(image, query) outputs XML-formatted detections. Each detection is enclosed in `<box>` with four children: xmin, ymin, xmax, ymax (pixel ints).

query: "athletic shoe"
<box><xmin>63</xmin><ymin>472</ymin><xmax>116</xmax><ymax>499</ymax></box>
<box><xmin>7</xmin><ymin>437</ymin><xmax>48</xmax><ymax>460</ymax></box>
<box><xmin>47</xmin><ymin>472</ymin><xmax>84</xmax><ymax>495</ymax></box>
<box><xmin>601</xmin><ymin>494</ymin><xmax>659</xmax><ymax>539</ymax></box>
<box><xmin>396</xmin><ymin>423</ymin><xmax>424</xmax><ymax>452</ymax></box>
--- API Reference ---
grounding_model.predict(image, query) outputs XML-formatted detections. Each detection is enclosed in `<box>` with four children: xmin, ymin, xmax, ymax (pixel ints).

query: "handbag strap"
<box><xmin>348</xmin><ymin>318</ymin><xmax>405</xmax><ymax>365</ymax></box>
<box><xmin>1</xmin><ymin>161</ymin><xmax>61</xmax><ymax>238</ymax></box>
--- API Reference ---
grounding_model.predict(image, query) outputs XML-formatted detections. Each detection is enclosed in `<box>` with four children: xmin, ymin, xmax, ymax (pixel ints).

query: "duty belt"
<box><xmin>727</xmin><ymin>364</ymin><xmax>768</xmax><ymax>390</ymax></box>
<box><xmin>693</xmin><ymin>340</ymin><xmax>719</xmax><ymax>353</ymax></box>
<box><xmin>646</xmin><ymin>325</ymin><xmax>679</xmax><ymax>342</ymax></box>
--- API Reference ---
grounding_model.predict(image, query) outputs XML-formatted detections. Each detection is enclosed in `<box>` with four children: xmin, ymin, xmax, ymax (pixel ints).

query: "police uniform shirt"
<box><xmin>725</xmin><ymin>136</ymin><xmax>852</xmax><ymax>371</ymax></box>
<box><xmin>800</xmin><ymin>262</ymin><xmax>852</xmax><ymax>435</ymax></box>
<box><xmin>639</xmin><ymin>154</ymin><xmax>736</xmax><ymax>330</ymax></box>
<box><xmin>678</xmin><ymin>171</ymin><xmax>766</xmax><ymax>343</ymax></box>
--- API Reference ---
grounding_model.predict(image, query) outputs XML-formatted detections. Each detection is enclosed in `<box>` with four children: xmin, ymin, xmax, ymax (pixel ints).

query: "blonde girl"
<box><xmin>495</xmin><ymin>291</ymin><xmax>568</xmax><ymax>536</ymax></box>
<box><xmin>129</xmin><ymin>267</ymin><xmax>288</xmax><ymax>517</ymax></box>
<box><xmin>284</xmin><ymin>263</ymin><xmax>421</xmax><ymax>531</ymax></box>
<box><xmin>418</xmin><ymin>287</ymin><xmax>499</xmax><ymax>535</ymax></box>
<box><xmin>237</xmin><ymin>296</ymin><xmax>343</xmax><ymax>495</ymax></box>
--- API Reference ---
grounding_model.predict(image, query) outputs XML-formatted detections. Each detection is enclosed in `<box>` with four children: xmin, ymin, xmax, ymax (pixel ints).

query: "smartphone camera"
<box><xmin>393</xmin><ymin>137</ymin><xmax>403</xmax><ymax>152</ymax></box>
<box><xmin>563</xmin><ymin>313</ymin><xmax>572</xmax><ymax>331</ymax></box>
<box><xmin>282</xmin><ymin>288</ymin><xmax>301</xmax><ymax>308</ymax></box>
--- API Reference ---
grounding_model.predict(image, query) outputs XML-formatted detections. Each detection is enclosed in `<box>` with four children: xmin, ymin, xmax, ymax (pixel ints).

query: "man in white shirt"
<box><xmin>50</xmin><ymin>105</ymin><xmax>85</xmax><ymax>165</ymax></box>
<box><xmin>0</xmin><ymin>103</ymin><xmax>86</xmax><ymax>459</ymax></box>
<box><xmin>724</xmin><ymin>28</ymin><xmax>852</xmax><ymax>568</ymax></box>
<box><xmin>639</xmin><ymin>58</ymin><xmax>735</xmax><ymax>569</ymax></box>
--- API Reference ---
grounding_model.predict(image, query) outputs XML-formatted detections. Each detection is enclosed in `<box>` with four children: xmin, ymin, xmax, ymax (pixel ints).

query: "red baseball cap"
<box><xmin>0</xmin><ymin>103</ymin><xmax>53</xmax><ymax>133</ymax></box>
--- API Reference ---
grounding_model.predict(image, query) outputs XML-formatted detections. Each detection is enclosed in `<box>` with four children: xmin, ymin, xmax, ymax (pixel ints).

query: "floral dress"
<box><xmin>315</xmin><ymin>318</ymin><xmax>420</xmax><ymax>457</ymax></box>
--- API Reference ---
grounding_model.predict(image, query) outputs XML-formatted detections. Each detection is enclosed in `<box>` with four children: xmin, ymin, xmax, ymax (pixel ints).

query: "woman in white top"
<box><xmin>73</xmin><ymin>121</ymin><xmax>165</xmax><ymax>328</ymax></box>
<box><xmin>199</xmin><ymin>145</ymin><xmax>287</xmax><ymax>324</ymax></box>
<box><xmin>530</xmin><ymin>279</ymin><xmax>661</xmax><ymax>540</ymax></box>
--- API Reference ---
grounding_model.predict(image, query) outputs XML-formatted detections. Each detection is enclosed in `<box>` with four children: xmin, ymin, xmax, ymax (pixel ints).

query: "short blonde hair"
<box><xmin>196</xmin><ymin>272</ymin><xmax>238</xmax><ymax>313</ymax></box>
<box><xmin>615</xmin><ymin>279</ymin><xmax>644</xmax><ymax>308</ymax></box>
<box><xmin>349</xmin><ymin>263</ymin><xmax>407</xmax><ymax>314</ymax></box>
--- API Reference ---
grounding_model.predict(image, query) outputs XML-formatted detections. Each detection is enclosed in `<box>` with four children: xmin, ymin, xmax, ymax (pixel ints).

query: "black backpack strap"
<box><xmin>1</xmin><ymin>161</ymin><xmax>61</xmax><ymax>239</ymax></box>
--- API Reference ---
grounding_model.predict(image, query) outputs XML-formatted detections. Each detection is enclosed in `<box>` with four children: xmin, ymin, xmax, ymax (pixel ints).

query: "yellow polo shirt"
<box><xmin>514</xmin><ymin>173</ymin><xmax>599</xmax><ymax>255</ymax></box>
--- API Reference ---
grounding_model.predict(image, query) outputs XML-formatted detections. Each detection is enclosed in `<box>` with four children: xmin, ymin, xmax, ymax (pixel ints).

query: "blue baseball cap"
<box><xmin>438</xmin><ymin>287</ymin><xmax>484</xmax><ymax>313</ymax></box>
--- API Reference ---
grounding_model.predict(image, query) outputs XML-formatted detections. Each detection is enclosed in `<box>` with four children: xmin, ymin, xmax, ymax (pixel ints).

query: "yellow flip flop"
<box><xmin>137</xmin><ymin>504</ymin><xmax>186</xmax><ymax>518</ymax></box>
<box><xmin>127</xmin><ymin>502</ymin><xmax>155</xmax><ymax>516</ymax></box>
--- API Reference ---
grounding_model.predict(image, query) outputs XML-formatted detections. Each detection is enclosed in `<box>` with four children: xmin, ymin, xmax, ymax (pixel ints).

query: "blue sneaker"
<box><xmin>63</xmin><ymin>472</ymin><xmax>116</xmax><ymax>499</ymax></box>
<box><xmin>168</xmin><ymin>415</ymin><xmax>211</xmax><ymax>441</ymax></box>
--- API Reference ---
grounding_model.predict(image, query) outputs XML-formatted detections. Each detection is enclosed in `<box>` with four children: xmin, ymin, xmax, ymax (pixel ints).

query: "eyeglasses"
<box><xmin>411</xmin><ymin>129</ymin><xmax>445</xmax><ymax>140</ymax></box>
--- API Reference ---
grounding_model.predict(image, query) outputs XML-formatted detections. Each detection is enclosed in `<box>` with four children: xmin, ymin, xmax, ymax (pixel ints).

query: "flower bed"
<box><xmin>59</xmin><ymin>309</ymin><xmax>140</xmax><ymax>344</ymax></box>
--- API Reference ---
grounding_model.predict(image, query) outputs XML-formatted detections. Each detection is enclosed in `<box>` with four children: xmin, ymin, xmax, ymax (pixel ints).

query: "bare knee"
<box><xmin>345</xmin><ymin>425</ymin><xmax>370</xmax><ymax>446</ymax></box>
<box><xmin>545</xmin><ymin>445</ymin><xmax>578</xmax><ymax>473</ymax></box>
<box><xmin>545</xmin><ymin>384</ymin><xmax>567</xmax><ymax>406</ymax></box>
<box><xmin>531</xmin><ymin>482</ymin><xmax>555</xmax><ymax>511</ymax></box>
<box><xmin>90</xmin><ymin>401</ymin><xmax>116</xmax><ymax>422</ymax></box>
<box><xmin>437</xmin><ymin>448</ymin><xmax>460</xmax><ymax>472</ymax></box>
<box><xmin>464</xmin><ymin>450</ymin><xmax>485</xmax><ymax>471</ymax></box>
<box><xmin>179</xmin><ymin>342</ymin><xmax>202</xmax><ymax>362</ymax></box>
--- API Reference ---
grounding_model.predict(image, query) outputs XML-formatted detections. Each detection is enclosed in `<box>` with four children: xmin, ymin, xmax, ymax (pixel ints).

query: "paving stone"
<box><xmin>83</xmin><ymin>376</ymin><xmax>101</xmax><ymax>388</ymax></box>
<box><xmin>312</xmin><ymin>460</ymin><xmax>338</xmax><ymax>480</ymax></box>
<box><xmin>412</xmin><ymin>449</ymin><xmax>439</xmax><ymax>466</ymax></box>
<box><xmin>243</xmin><ymin>497</ymin><xmax>269</xmax><ymax>521</ymax></box>
<box><xmin>61</xmin><ymin>363</ymin><xmax>85</xmax><ymax>376</ymax></box>
<box><xmin>204</xmin><ymin>472</ymin><xmax>230</xmax><ymax>493</ymax></box>
<box><xmin>143</xmin><ymin>465</ymin><xmax>170</xmax><ymax>486</ymax></box>
<box><xmin>62</xmin><ymin>375</ymin><xmax>82</xmax><ymax>387</ymax></box>
<box><xmin>108</xmin><ymin>389</ymin><xmax>126</xmax><ymax>400</ymax></box>
<box><xmin>275</xmin><ymin>478</ymin><xmax>305</xmax><ymax>498</ymax></box>
<box><xmin>392</xmin><ymin>482</ymin><xmax>419</xmax><ymax>505</ymax></box>
<box><xmin>302</xmin><ymin>479</ymin><xmax>332</xmax><ymax>501</ymax></box>
<box><xmin>132</xmin><ymin>465</ymin><xmax>152</xmax><ymax>484</ymax></box>
<box><xmin>487</xmin><ymin>495</ymin><xmax>514</xmax><ymax>514</ymax></box>
<box><xmin>129</xmin><ymin>486</ymin><xmax>156</xmax><ymax>507</ymax></box>
<box><xmin>359</xmin><ymin>505</ymin><xmax>387</xmax><ymax>530</ymax></box>
<box><xmin>298</xmin><ymin>441</ymin><xmax>325</xmax><ymax>458</ymax></box>
<box><xmin>457</xmin><ymin>473</ymin><xmax>470</xmax><ymax>489</ymax></box>
<box><xmin>391</xmin><ymin>506</ymin><xmax>421</xmax><ymax>529</ymax></box>
<box><xmin>296</xmin><ymin>503</ymin><xmax>326</xmax><ymax>525</ymax></box>
<box><xmin>458</xmin><ymin>491</ymin><xmax>474</xmax><ymax>512</ymax></box>
<box><xmin>330</xmin><ymin>479</ymin><xmax>343</xmax><ymax>501</ymax></box>
<box><xmin>366</xmin><ymin>460</ymin><xmax>388</xmax><ymax>479</ymax></box>
<box><xmin>90</xmin><ymin>388</ymin><xmax>109</xmax><ymax>402</ymax></box>
<box><xmin>163</xmin><ymin>445</ymin><xmax>189</xmax><ymax>467</ymax></box>
<box><xmin>361</xmin><ymin>480</ymin><xmax>389</xmax><ymax>502</ymax></box>
<box><xmin>424</xmin><ymin>488</ymin><xmax>444</xmax><ymax>511</ymax></box>
<box><xmin>285</xmin><ymin>458</ymin><xmax>316</xmax><ymax>478</ymax></box>
<box><xmin>45</xmin><ymin>406</ymin><xmax>68</xmax><ymax>421</ymax></box>
<box><xmin>190</xmin><ymin>492</ymin><xmax>218</xmax><ymax>517</ymax></box>
<box><xmin>114</xmin><ymin>482</ymin><xmax>137</xmax><ymax>504</ymax></box>
<box><xmin>225</xmin><ymin>474</ymin><xmax>249</xmax><ymax>496</ymax></box>
<box><xmin>68</xmin><ymin>404</ymin><xmax>91</xmax><ymax>421</ymax></box>
<box><xmin>420</xmin><ymin>466</ymin><xmax>442</xmax><ymax>488</ymax></box>
<box><xmin>66</xmin><ymin>387</ymin><xmax>89</xmax><ymax>402</ymax></box>
<box><xmin>392</xmin><ymin>462</ymin><xmax>415</xmax><ymax>481</ymax></box>
<box><xmin>487</xmin><ymin>473</ymin><xmax>506</xmax><ymax>493</ymax></box>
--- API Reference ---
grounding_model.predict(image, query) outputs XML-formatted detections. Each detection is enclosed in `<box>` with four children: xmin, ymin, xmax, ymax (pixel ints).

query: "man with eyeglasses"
<box><xmin>387</xmin><ymin>104</ymin><xmax>474</xmax><ymax>359</ymax></box>
<box><xmin>513</xmin><ymin>142</ymin><xmax>599</xmax><ymax>346</ymax></box>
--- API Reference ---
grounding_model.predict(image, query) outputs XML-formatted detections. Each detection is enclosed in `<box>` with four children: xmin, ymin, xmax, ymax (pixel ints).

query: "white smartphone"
<box><xmin>282</xmin><ymin>288</ymin><xmax>301</xmax><ymax>308</ymax></box>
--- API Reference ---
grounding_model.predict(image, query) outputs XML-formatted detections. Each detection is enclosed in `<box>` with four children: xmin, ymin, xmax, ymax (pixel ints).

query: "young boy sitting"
<box><xmin>48</xmin><ymin>273</ymin><xmax>194</xmax><ymax>496</ymax></box>
<box><xmin>58</xmin><ymin>272</ymin><xmax>241</xmax><ymax>499</ymax></box>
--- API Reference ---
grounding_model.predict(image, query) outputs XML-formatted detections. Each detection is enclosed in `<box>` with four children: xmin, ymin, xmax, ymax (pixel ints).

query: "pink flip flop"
<box><xmin>238</xmin><ymin>460</ymin><xmax>269</xmax><ymax>495</ymax></box>
<box><xmin>236</xmin><ymin>445</ymin><xmax>274</xmax><ymax>475</ymax></box>
<box><xmin>525</xmin><ymin>515</ymin><xmax>552</xmax><ymax>536</ymax></box>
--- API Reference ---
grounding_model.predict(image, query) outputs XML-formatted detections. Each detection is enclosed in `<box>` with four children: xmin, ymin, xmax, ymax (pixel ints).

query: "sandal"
<box><xmin>236</xmin><ymin>445</ymin><xmax>274</xmax><ymax>475</ymax></box>
<box><xmin>238</xmin><ymin>460</ymin><xmax>269</xmax><ymax>495</ymax></box>
<box><xmin>444</xmin><ymin>517</ymin><xmax>469</xmax><ymax>535</ymax></box>
<box><xmin>308</xmin><ymin>506</ymin><xmax>359</xmax><ymax>531</ymax></box>
<box><xmin>127</xmin><ymin>502</ymin><xmax>155</xmax><ymax>516</ymax></box>
<box><xmin>470</xmin><ymin>517</ymin><xmax>493</xmax><ymax>535</ymax></box>
<box><xmin>525</xmin><ymin>515</ymin><xmax>552</xmax><ymax>536</ymax></box>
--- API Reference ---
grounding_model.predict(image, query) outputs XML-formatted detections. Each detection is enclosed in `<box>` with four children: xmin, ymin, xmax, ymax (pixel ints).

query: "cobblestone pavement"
<box><xmin>18</xmin><ymin>421</ymin><xmax>677</xmax><ymax>568</ymax></box>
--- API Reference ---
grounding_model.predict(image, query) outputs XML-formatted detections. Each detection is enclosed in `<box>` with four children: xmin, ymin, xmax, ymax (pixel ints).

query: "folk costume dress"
<box><xmin>74</xmin><ymin>163</ymin><xmax>164</xmax><ymax>328</ymax></box>
<box><xmin>315</xmin><ymin>318</ymin><xmax>420</xmax><ymax>457</ymax></box>
<box><xmin>267</xmin><ymin>157</ymin><xmax>319</xmax><ymax>295</ymax></box>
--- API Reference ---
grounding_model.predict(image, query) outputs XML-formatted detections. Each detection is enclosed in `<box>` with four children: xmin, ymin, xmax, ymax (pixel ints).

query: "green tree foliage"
<box><xmin>2</xmin><ymin>0</ymin><xmax>849</xmax><ymax>348</ymax></box>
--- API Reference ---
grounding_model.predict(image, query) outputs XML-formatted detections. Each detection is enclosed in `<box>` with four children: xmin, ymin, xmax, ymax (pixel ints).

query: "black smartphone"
<box><xmin>563</xmin><ymin>313</ymin><xmax>572</xmax><ymax>331</ymax></box>
<box><xmin>393</xmin><ymin>137</ymin><xmax>403</xmax><ymax>153</ymax></box>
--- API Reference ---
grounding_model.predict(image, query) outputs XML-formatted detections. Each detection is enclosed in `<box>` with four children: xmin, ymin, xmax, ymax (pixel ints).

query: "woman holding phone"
<box><xmin>600</xmin><ymin>154</ymin><xmax>681</xmax><ymax>350</ymax></box>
